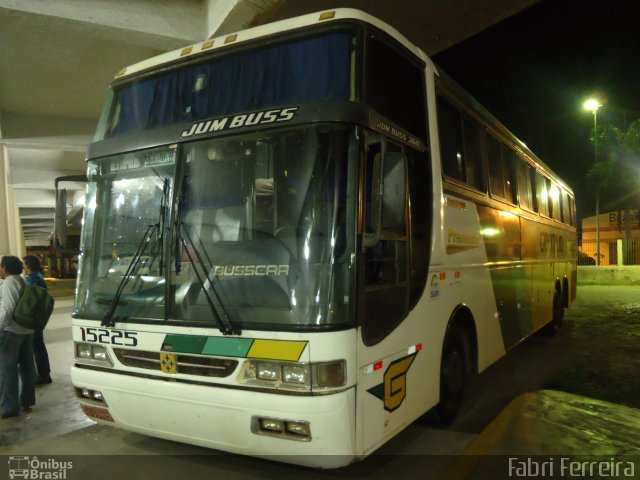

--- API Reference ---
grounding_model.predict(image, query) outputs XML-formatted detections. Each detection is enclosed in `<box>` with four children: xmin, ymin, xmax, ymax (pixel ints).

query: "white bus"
<box><xmin>70</xmin><ymin>9</ymin><xmax>577</xmax><ymax>467</ymax></box>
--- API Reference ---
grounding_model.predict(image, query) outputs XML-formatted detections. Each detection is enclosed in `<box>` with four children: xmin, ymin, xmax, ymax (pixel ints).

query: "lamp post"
<box><xmin>584</xmin><ymin>98</ymin><xmax>602</xmax><ymax>265</ymax></box>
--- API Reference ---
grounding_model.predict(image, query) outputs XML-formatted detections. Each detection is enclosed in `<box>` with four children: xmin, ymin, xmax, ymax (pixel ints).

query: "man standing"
<box><xmin>0</xmin><ymin>255</ymin><xmax>36</xmax><ymax>418</ymax></box>
<box><xmin>24</xmin><ymin>255</ymin><xmax>52</xmax><ymax>385</ymax></box>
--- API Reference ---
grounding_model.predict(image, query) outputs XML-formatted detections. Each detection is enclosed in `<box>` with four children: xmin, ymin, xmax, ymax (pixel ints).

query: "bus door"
<box><xmin>357</xmin><ymin>136</ymin><xmax>411</xmax><ymax>453</ymax></box>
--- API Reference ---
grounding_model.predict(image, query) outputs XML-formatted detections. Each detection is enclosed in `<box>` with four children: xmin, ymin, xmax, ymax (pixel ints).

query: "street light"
<box><xmin>583</xmin><ymin>98</ymin><xmax>602</xmax><ymax>265</ymax></box>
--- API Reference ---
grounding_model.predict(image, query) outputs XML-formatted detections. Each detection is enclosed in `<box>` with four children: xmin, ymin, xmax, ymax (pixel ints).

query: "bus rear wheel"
<box><xmin>426</xmin><ymin>326</ymin><xmax>468</xmax><ymax>427</ymax></box>
<box><xmin>542</xmin><ymin>290</ymin><xmax>564</xmax><ymax>336</ymax></box>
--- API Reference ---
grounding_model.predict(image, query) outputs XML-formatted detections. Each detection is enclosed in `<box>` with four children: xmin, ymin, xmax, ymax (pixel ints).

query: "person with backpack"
<box><xmin>0</xmin><ymin>255</ymin><xmax>36</xmax><ymax>418</ymax></box>
<box><xmin>23</xmin><ymin>255</ymin><xmax>52</xmax><ymax>385</ymax></box>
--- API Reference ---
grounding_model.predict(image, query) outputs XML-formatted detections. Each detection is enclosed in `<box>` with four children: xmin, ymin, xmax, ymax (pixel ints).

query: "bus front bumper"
<box><xmin>71</xmin><ymin>365</ymin><xmax>357</xmax><ymax>467</ymax></box>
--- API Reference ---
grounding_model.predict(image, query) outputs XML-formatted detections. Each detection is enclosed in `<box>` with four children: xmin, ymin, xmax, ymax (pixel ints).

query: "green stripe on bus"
<box><xmin>489</xmin><ymin>266</ymin><xmax>533</xmax><ymax>349</ymax></box>
<box><xmin>162</xmin><ymin>334</ymin><xmax>208</xmax><ymax>354</ymax></box>
<box><xmin>202</xmin><ymin>337</ymin><xmax>254</xmax><ymax>357</ymax></box>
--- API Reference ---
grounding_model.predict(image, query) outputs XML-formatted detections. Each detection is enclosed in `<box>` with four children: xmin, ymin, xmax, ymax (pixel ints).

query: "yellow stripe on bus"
<box><xmin>247</xmin><ymin>340</ymin><xmax>307</xmax><ymax>361</ymax></box>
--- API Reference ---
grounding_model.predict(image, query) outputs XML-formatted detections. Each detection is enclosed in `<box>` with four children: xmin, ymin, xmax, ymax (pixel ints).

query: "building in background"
<box><xmin>581</xmin><ymin>210</ymin><xmax>640</xmax><ymax>266</ymax></box>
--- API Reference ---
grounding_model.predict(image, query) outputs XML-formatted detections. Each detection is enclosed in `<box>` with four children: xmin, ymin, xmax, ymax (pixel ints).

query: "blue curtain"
<box><xmin>111</xmin><ymin>32</ymin><xmax>352</xmax><ymax>137</ymax></box>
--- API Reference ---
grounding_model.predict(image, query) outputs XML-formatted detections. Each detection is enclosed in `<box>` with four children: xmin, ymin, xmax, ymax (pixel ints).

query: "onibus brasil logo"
<box><xmin>8</xmin><ymin>456</ymin><xmax>73</xmax><ymax>479</ymax></box>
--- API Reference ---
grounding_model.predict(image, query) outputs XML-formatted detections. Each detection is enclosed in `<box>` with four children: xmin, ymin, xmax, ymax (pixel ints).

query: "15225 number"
<box><xmin>79</xmin><ymin>327</ymin><xmax>138</xmax><ymax>347</ymax></box>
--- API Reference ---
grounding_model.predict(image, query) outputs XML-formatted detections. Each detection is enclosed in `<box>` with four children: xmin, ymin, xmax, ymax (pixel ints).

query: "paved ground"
<box><xmin>0</xmin><ymin>285</ymin><xmax>638</xmax><ymax>479</ymax></box>
<box><xmin>0</xmin><ymin>298</ymin><xmax>93</xmax><ymax>449</ymax></box>
<box><xmin>453</xmin><ymin>285</ymin><xmax>640</xmax><ymax>433</ymax></box>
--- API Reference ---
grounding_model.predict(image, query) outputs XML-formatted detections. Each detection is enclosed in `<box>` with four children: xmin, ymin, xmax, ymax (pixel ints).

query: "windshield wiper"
<box><xmin>156</xmin><ymin>177</ymin><xmax>170</xmax><ymax>275</ymax></box>
<box><xmin>102</xmin><ymin>179</ymin><xmax>169</xmax><ymax>327</ymax></box>
<box><xmin>102</xmin><ymin>222</ymin><xmax>157</xmax><ymax>327</ymax></box>
<box><xmin>177</xmin><ymin>222</ymin><xmax>240</xmax><ymax>335</ymax></box>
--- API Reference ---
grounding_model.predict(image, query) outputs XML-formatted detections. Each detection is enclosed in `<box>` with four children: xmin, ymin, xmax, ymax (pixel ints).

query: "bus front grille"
<box><xmin>113</xmin><ymin>348</ymin><xmax>238</xmax><ymax>378</ymax></box>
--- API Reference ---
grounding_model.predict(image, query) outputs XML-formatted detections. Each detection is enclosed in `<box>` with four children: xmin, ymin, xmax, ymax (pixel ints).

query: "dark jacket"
<box><xmin>25</xmin><ymin>271</ymin><xmax>47</xmax><ymax>291</ymax></box>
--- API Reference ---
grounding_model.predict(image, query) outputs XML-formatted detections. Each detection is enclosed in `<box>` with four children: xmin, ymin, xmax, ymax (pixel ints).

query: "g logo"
<box><xmin>383</xmin><ymin>354</ymin><xmax>417</xmax><ymax>412</ymax></box>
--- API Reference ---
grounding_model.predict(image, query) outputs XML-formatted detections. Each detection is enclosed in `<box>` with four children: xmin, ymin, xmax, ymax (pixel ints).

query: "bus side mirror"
<box><xmin>362</xmin><ymin>150</ymin><xmax>407</xmax><ymax>250</ymax></box>
<box><xmin>55</xmin><ymin>188</ymin><xmax>68</xmax><ymax>248</ymax></box>
<box><xmin>54</xmin><ymin>175</ymin><xmax>87</xmax><ymax>253</ymax></box>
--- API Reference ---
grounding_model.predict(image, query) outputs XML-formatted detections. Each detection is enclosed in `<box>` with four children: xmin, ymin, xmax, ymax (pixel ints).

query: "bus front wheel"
<box><xmin>425</xmin><ymin>325</ymin><xmax>468</xmax><ymax>427</ymax></box>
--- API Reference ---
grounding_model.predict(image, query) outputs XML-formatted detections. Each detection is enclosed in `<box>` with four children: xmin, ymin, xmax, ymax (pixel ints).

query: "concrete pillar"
<box><xmin>0</xmin><ymin>145</ymin><xmax>12</xmax><ymax>254</ymax></box>
<box><xmin>617</xmin><ymin>239</ymin><xmax>623</xmax><ymax>266</ymax></box>
<box><xmin>8</xmin><ymin>188</ymin><xmax>25</xmax><ymax>257</ymax></box>
<box><xmin>0</xmin><ymin>145</ymin><xmax>25</xmax><ymax>256</ymax></box>
<box><xmin>206</xmin><ymin>0</ymin><xmax>284</xmax><ymax>37</ymax></box>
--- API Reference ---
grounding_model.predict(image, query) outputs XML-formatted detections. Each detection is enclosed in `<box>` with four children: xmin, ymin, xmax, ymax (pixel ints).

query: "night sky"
<box><xmin>433</xmin><ymin>0</ymin><xmax>640</xmax><ymax>223</ymax></box>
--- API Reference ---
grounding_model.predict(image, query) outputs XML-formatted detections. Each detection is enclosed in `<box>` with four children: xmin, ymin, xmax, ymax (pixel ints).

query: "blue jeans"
<box><xmin>0</xmin><ymin>331</ymin><xmax>36</xmax><ymax>415</ymax></box>
<box><xmin>33</xmin><ymin>329</ymin><xmax>51</xmax><ymax>379</ymax></box>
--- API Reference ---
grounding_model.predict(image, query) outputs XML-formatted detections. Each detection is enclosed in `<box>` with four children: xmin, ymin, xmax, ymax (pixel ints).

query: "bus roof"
<box><xmin>113</xmin><ymin>8</ymin><xmax>430</xmax><ymax>81</ymax></box>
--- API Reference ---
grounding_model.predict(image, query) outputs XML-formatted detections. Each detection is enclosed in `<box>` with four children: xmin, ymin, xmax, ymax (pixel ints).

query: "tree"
<box><xmin>587</xmin><ymin>119</ymin><xmax>640</xmax><ymax>264</ymax></box>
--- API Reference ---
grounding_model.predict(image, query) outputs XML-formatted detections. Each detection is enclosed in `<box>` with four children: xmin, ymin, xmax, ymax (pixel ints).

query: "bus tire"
<box><xmin>425</xmin><ymin>325</ymin><xmax>468</xmax><ymax>427</ymax></box>
<box><xmin>542</xmin><ymin>290</ymin><xmax>563</xmax><ymax>336</ymax></box>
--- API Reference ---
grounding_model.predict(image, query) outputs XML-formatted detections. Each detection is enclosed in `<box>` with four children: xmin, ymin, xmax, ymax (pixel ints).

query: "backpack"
<box><xmin>13</xmin><ymin>282</ymin><xmax>55</xmax><ymax>330</ymax></box>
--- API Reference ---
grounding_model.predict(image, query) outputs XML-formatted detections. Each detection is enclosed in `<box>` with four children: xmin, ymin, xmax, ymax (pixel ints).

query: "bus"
<box><xmin>70</xmin><ymin>8</ymin><xmax>577</xmax><ymax>467</ymax></box>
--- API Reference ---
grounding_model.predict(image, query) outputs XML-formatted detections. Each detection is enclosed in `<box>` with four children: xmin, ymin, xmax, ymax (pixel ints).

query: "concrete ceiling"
<box><xmin>0</xmin><ymin>0</ymin><xmax>538</xmax><ymax>249</ymax></box>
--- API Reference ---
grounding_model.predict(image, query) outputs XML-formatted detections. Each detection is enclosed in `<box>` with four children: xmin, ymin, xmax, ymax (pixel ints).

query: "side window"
<box><xmin>437</xmin><ymin>95</ymin><xmax>485</xmax><ymax>191</ymax></box>
<box><xmin>530</xmin><ymin>168</ymin><xmax>539</xmax><ymax>212</ymax></box>
<box><xmin>517</xmin><ymin>161</ymin><xmax>535</xmax><ymax>211</ymax></box>
<box><xmin>550</xmin><ymin>182</ymin><xmax>561</xmax><ymax>221</ymax></box>
<box><xmin>487</xmin><ymin>137</ymin><xmax>516</xmax><ymax>203</ymax></box>
<box><xmin>487</xmin><ymin>134</ymin><xmax>504</xmax><ymax>198</ymax></box>
<box><xmin>437</xmin><ymin>95</ymin><xmax>464</xmax><ymax>182</ymax></box>
<box><xmin>502</xmin><ymin>146</ymin><xmax>517</xmax><ymax>204</ymax></box>
<box><xmin>546</xmin><ymin>178</ymin><xmax>558</xmax><ymax>220</ymax></box>
<box><xmin>570</xmin><ymin>195</ymin><xmax>576</xmax><ymax>226</ymax></box>
<box><xmin>536</xmin><ymin>173</ymin><xmax>549</xmax><ymax>217</ymax></box>
<box><xmin>366</xmin><ymin>34</ymin><xmax>426</xmax><ymax>139</ymax></box>
<box><xmin>462</xmin><ymin>115</ymin><xmax>486</xmax><ymax>191</ymax></box>
<box><xmin>564</xmin><ymin>193</ymin><xmax>574</xmax><ymax>226</ymax></box>
<box><xmin>558</xmin><ymin>189</ymin><xmax>566</xmax><ymax>223</ymax></box>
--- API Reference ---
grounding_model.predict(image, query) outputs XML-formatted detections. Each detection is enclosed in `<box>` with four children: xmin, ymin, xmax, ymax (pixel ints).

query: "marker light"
<box><xmin>261</xmin><ymin>418</ymin><xmax>284</xmax><ymax>432</ymax></box>
<box><xmin>286</xmin><ymin>421</ymin><xmax>311</xmax><ymax>438</ymax></box>
<box><xmin>75</xmin><ymin>387</ymin><xmax>108</xmax><ymax>406</ymax></box>
<box><xmin>314</xmin><ymin>361</ymin><xmax>345</xmax><ymax>387</ymax></box>
<box><xmin>319</xmin><ymin>11</ymin><xmax>336</xmax><ymax>21</ymax></box>
<box><xmin>252</xmin><ymin>416</ymin><xmax>311</xmax><ymax>441</ymax></box>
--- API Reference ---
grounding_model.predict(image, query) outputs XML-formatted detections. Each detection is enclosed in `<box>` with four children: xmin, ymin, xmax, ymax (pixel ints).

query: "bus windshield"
<box><xmin>76</xmin><ymin>124</ymin><xmax>356</xmax><ymax>330</ymax></box>
<box><xmin>76</xmin><ymin>146</ymin><xmax>176</xmax><ymax>322</ymax></box>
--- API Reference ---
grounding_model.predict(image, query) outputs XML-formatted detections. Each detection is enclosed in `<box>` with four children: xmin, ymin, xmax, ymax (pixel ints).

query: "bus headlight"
<box><xmin>240</xmin><ymin>360</ymin><xmax>345</xmax><ymax>391</ymax></box>
<box><xmin>282</xmin><ymin>364</ymin><xmax>309</xmax><ymax>384</ymax></box>
<box><xmin>257</xmin><ymin>363</ymin><xmax>281</xmax><ymax>381</ymax></box>
<box><xmin>77</xmin><ymin>345</ymin><xmax>92</xmax><ymax>359</ymax></box>
<box><xmin>74</xmin><ymin>343</ymin><xmax>114</xmax><ymax>367</ymax></box>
